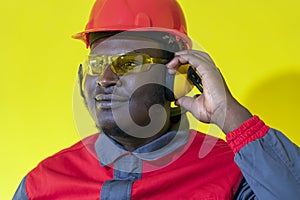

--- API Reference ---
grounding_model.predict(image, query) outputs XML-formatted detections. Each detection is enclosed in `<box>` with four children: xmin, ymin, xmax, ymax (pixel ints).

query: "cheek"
<box><xmin>82</xmin><ymin>75</ymin><xmax>97</xmax><ymax>98</ymax></box>
<box><xmin>82</xmin><ymin>75</ymin><xmax>98</xmax><ymax>115</ymax></box>
<box><xmin>123</xmin><ymin>64</ymin><xmax>166</xmax><ymax>93</ymax></box>
<box><xmin>121</xmin><ymin>65</ymin><xmax>167</xmax><ymax>126</ymax></box>
<box><xmin>128</xmin><ymin>84</ymin><xmax>167</xmax><ymax>126</ymax></box>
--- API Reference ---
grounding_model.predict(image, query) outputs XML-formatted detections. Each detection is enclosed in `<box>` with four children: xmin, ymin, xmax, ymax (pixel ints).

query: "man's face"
<box><xmin>80</xmin><ymin>35</ymin><xmax>171</xmax><ymax>141</ymax></box>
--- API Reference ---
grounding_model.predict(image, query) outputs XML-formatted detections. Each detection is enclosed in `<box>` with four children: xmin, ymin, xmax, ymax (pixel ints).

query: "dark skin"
<box><xmin>79</xmin><ymin>35</ymin><xmax>253</xmax><ymax>151</ymax></box>
<box><xmin>79</xmin><ymin>36</ymin><xmax>172</xmax><ymax>151</ymax></box>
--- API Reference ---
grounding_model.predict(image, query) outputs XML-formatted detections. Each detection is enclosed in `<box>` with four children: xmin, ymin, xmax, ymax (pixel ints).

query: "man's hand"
<box><xmin>167</xmin><ymin>50</ymin><xmax>252</xmax><ymax>134</ymax></box>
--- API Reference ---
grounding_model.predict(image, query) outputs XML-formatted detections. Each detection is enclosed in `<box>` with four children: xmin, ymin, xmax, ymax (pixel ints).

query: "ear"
<box><xmin>78</xmin><ymin>64</ymin><xmax>85</xmax><ymax>98</ymax></box>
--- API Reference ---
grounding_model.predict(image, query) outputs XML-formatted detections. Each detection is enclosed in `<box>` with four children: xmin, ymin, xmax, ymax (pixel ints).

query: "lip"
<box><xmin>95</xmin><ymin>94</ymin><xmax>129</xmax><ymax>109</ymax></box>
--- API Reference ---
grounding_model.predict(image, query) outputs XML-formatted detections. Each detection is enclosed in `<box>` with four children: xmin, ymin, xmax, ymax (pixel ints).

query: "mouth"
<box><xmin>95</xmin><ymin>94</ymin><xmax>129</xmax><ymax>109</ymax></box>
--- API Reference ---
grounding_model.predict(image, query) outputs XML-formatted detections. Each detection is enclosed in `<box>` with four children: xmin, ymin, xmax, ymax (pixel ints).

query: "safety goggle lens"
<box><xmin>84</xmin><ymin>53</ymin><xmax>169</xmax><ymax>76</ymax></box>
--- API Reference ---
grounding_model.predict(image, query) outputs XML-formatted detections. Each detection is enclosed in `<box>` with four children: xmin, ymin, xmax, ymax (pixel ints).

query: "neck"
<box><xmin>102</xmin><ymin>119</ymin><xmax>171</xmax><ymax>151</ymax></box>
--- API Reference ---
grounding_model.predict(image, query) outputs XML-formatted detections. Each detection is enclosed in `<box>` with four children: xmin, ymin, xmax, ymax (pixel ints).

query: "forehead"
<box><xmin>90</xmin><ymin>36</ymin><xmax>162</xmax><ymax>55</ymax></box>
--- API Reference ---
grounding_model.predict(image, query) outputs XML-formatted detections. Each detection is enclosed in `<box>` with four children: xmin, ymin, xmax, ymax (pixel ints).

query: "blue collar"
<box><xmin>95</xmin><ymin>114</ymin><xmax>190</xmax><ymax>166</ymax></box>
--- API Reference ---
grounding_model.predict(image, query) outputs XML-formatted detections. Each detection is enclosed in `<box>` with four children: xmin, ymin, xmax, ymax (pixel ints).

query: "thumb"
<box><xmin>176</xmin><ymin>95</ymin><xmax>205</xmax><ymax>122</ymax></box>
<box><xmin>176</xmin><ymin>96</ymin><xmax>195</xmax><ymax>112</ymax></box>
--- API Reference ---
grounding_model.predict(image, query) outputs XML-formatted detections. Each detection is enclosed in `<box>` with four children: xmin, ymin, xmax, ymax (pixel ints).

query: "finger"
<box><xmin>167</xmin><ymin>49</ymin><xmax>206</xmax><ymax>67</ymax></box>
<box><xmin>176</xmin><ymin>50</ymin><xmax>213</xmax><ymax>63</ymax></box>
<box><xmin>176</xmin><ymin>50</ymin><xmax>216</xmax><ymax>68</ymax></box>
<box><xmin>175</xmin><ymin>96</ymin><xmax>195</xmax><ymax>111</ymax></box>
<box><xmin>174</xmin><ymin>54</ymin><xmax>219</xmax><ymax>78</ymax></box>
<box><xmin>166</xmin><ymin>56</ymin><xmax>188</xmax><ymax>74</ymax></box>
<box><xmin>176</xmin><ymin>95</ymin><xmax>205</xmax><ymax>121</ymax></box>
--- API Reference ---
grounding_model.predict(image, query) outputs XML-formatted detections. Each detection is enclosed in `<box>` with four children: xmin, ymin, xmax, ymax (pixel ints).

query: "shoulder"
<box><xmin>40</xmin><ymin>133</ymin><xmax>99</xmax><ymax>165</ymax></box>
<box><xmin>25</xmin><ymin>134</ymin><xmax>101</xmax><ymax>197</ymax></box>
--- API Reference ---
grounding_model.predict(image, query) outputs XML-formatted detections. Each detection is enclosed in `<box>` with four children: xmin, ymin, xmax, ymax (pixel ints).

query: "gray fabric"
<box><xmin>100</xmin><ymin>180</ymin><xmax>133</xmax><ymax>200</ymax></box>
<box><xmin>12</xmin><ymin>176</ymin><xmax>28</xmax><ymax>200</ymax></box>
<box><xmin>234</xmin><ymin>128</ymin><xmax>300</xmax><ymax>199</ymax></box>
<box><xmin>113</xmin><ymin>154</ymin><xmax>143</xmax><ymax>175</ymax></box>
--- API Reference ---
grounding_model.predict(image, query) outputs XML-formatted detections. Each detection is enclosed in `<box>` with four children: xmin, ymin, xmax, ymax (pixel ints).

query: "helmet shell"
<box><xmin>73</xmin><ymin>0</ymin><xmax>190</xmax><ymax>47</ymax></box>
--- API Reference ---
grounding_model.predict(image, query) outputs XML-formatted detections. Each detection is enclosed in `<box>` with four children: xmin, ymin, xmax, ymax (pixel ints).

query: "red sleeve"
<box><xmin>226</xmin><ymin>115</ymin><xmax>270</xmax><ymax>153</ymax></box>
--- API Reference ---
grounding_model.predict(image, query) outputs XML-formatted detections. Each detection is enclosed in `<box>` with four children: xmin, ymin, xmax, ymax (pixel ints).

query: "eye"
<box><xmin>122</xmin><ymin>61</ymin><xmax>138</xmax><ymax>69</ymax></box>
<box><xmin>118</xmin><ymin>55</ymin><xmax>144</xmax><ymax>71</ymax></box>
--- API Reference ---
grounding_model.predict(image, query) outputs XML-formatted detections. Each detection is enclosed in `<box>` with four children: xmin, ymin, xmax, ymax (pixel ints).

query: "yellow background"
<box><xmin>1</xmin><ymin>0</ymin><xmax>300</xmax><ymax>199</ymax></box>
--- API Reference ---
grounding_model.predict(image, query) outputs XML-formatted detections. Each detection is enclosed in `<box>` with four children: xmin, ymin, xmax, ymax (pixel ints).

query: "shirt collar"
<box><xmin>95</xmin><ymin>114</ymin><xmax>190</xmax><ymax>166</ymax></box>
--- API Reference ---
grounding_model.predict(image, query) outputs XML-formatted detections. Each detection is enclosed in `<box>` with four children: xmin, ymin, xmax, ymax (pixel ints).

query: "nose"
<box><xmin>96</xmin><ymin>65</ymin><xmax>120</xmax><ymax>87</ymax></box>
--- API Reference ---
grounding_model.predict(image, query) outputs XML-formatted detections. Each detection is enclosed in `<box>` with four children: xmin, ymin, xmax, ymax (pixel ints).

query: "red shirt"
<box><xmin>23</xmin><ymin>130</ymin><xmax>242</xmax><ymax>199</ymax></box>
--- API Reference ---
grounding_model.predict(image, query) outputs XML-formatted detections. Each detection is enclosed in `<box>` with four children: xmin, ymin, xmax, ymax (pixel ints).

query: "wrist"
<box><xmin>218</xmin><ymin>99</ymin><xmax>253</xmax><ymax>134</ymax></box>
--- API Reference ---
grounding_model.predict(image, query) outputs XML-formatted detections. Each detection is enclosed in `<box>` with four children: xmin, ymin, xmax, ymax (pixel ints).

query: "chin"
<box><xmin>96</xmin><ymin>111</ymin><xmax>117</xmax><ymax>129</ymax></box>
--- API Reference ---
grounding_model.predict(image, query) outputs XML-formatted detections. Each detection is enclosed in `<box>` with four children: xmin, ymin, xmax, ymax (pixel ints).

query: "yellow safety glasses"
<box><xmin>83</xmin><ymin>53</ymin><xmax>169</xmax><ymax>76</ymax></box>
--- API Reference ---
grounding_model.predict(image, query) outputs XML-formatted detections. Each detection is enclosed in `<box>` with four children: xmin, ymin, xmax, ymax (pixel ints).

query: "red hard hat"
<box><xmin>72</xmin><ymin>0</ymin><xmax>191</xmax><ymax>48</ymax></box>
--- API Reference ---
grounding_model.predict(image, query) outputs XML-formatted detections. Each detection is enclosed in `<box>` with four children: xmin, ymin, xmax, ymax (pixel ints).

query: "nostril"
<box><xmin>96</xmin><ymin>65</ymin><xmax>120</xmax><ymax>87</ymax></box>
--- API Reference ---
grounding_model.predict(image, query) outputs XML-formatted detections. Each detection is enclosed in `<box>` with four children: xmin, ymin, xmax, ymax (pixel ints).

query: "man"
<box><xmin>13</xmin><ymin>0</ymin><xmax>300</xmax><ymax>199</ymax></box>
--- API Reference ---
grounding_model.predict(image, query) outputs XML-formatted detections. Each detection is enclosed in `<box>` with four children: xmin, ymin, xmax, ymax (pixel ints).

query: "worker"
<box><xmin>13</xmin><ymin>0</ymin><xmax>300</xmax><ymax>199</ymax></box>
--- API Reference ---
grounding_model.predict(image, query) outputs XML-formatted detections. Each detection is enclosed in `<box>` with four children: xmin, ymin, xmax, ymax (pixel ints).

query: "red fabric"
<box><xmin>133</xmin><ymin>131</ymin><xmax>242</xmax><ymax>199</ymax></box>
<box><xmin>226</xmin><ymin>116</ymin><xmax>270</xmax><ymax>153</ymax></box>
<box><xmin>26</xmin><ymin>134</ymin><xmax>110</xmax><ymax>200</ymax></box>
<box><xmin>26</xmin><ymin>131</ymin><xmax>242</xmax><ymax>200</ymax></box>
